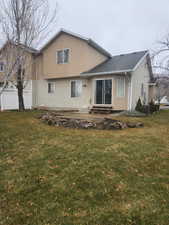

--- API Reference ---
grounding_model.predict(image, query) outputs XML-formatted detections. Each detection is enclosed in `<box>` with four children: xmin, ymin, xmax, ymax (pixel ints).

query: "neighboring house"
<box><xmin>0</xmin><ymin>42</ymin><xmax>36</xmax><ymax>110</ymax></box>
<box><xmin>150</xmin><ymin>75</ymin><xmax>169</xmax><ymax>103</ymax></box>
<box><xmin>156</xmin><ymin>96</ymin><xmax>169</xmax><ymax>105</ymax></box>
<box><xmin>0</xmin><ymin>29</ymin><xmax>155</xmax><ymax>112</ymax></box>
<box><xmin>0</xmin><ymin>82</ymin><xmax>32</xmax><ymax>111</ymax></box>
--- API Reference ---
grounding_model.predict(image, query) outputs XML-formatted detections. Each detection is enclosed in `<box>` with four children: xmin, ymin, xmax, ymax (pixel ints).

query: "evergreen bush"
<box><xmin>135</xmin><ymin>98</ymin><xmax>143</xmax><ymax>112</ymax></box>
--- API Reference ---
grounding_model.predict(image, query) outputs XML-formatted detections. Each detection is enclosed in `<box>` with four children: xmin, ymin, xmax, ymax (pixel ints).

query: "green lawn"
<box><xmin>0</xmin><ymin>110</ymin><xmax>169</xmax><ymax>225</ymax></box>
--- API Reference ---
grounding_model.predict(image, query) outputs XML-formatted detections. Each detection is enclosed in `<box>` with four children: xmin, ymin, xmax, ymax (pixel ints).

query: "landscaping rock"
<box><xmin>127</xmin><ymin>122</ymin><xmax>144</xmax><ymax>128</ymax></box>
<box><xmin>101</xmin><ymin>118</ymin><xmax>127</xmax><ymax>130</ymax></box>
<box><xmin>127</xmin><ymin>122</ymin><xmax>137</xmax><ymax>128</ymax></box>
<box><xmin>135</xmin><ymin>122</ymin><xmax>144</xmax><ymax>128</ymax></box>
<box><xmin>39</xmin><ymin>112</ymin><xmax>144</xmax><ymax>130</ymax></box>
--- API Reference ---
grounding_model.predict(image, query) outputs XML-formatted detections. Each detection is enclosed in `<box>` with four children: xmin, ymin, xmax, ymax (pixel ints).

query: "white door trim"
<box><xmin>92</xmin><ymin>78</ymin><xmax>113</xmax><ymax>106</ymax></box>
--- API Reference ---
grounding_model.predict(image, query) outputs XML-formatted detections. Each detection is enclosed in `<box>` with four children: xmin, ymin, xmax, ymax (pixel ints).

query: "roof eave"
<box><xmin>45</xmin><ymin>75</ymin><xmax>81</xmax><ymax>80</ymax></box>
<box><xmin>81</xmin><ymin>69</ymin><xmax>132</xmax><ymax>77</ymax></box>
<box><xmin>88</xmin><ymin>39</ymin><xmax>112</xmax><ymax>58</ymax></box>
<box><xmin>40</xmin><ymin>29</ymin><xmax>112</xmax><ymax>58</ymax></box>
<box><xmin>132</xmin><ymin>51</ymin><xmax>149</xmax><ymax>71</ymax></box>
<box><xmin>40</xmin><ymin>28</ymin><xmax>89</xmax><ymax>52</ymax></box>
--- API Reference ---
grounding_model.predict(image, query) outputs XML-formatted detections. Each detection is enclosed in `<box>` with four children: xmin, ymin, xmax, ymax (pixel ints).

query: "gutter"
<box><xmin>45</xmin><ymin>75</ymin><xmax>81</xmax><ymax>80</ymax></box>
<box><xmin>81</xmin><ymin>69</ymin><xmax>132</xmax><ymax>77</ymax></box>
<box><xmin>132</xmin><ymin>51</ymin><xmax>149</xmax><ymax>71</ymax></box>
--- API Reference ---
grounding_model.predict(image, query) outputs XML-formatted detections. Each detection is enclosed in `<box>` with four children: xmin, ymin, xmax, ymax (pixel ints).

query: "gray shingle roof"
<box><xmin>82</xmin><ymin>50</ymin><xmax>148</xmax><ymax>76</ymax></box>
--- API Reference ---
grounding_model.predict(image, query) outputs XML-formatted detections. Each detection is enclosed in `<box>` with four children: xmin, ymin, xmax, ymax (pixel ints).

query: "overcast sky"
<box><xmin>48</xmin><ymin>0</ymin><xmax>169</xmax><ymax>56</ymax></box>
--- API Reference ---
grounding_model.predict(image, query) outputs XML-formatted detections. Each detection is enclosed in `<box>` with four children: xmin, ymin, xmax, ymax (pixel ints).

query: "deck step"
<box><xmin>91</xmin><ymin>108</ymin><xmax>113</xmax><ymax>111</ymax></box>
<box><xmin>92</xmin><ymin>106</ymin><xmax>113</xmax><ymax>109</ymax></box>
<box><xmin>89</xmin><ymin>106</ymin><xmax>114</xmax><ymax>114</ymax></box>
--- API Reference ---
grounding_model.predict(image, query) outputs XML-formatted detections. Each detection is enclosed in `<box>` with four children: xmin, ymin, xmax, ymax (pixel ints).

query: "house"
<box><xmin>33</xmin><ymin>29</ymin><xmax>154</xmax><ymax>112</ymax></box>
<box><xmin>0</xmin><ymin>42</ymin><xmax>36</xmax><ymax>110</ymax></box>
<box><xmin>0</xmin><ymin>29</ymin><xmax>154</xmax><ymax>112</ymax></box>
<box><xmin>0</xmin><ymin>82</ymin><xmax>32</xmax><ymax>111</ymax></box>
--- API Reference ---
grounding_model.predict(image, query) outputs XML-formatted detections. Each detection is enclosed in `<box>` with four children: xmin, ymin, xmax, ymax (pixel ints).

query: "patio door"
<box><xmin>95</xmin><ymin>79</ymin><xmax>112</xmax><ymax>105</ymax></box>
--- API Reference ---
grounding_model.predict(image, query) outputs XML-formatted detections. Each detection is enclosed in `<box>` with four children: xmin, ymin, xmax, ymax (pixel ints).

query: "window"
<box><xmin>0</xmin><ymin>62</ymin><xmax>4</xmax><ymax>72</ymax></box>
<box><xmin>57</xmin><ymin>50</ymin><xmax>63</xmax><ymax>64</ymax></box>
<box><xmin>116</xmin><ymin>77</ymin><xmax>125</xmax><ymax>97</ymax></box>
<box><xmin>48</xmin><ymin>82</ymin><xmax>55</xmax><ymax>94</ymax></box>
<box><xmin>57</xmin><ymin>49</ymin><xmax>70</xmax><ymax>64</ymax></box>
<box><xmin>71</xmin><ymin>80</ymin><xmax>82</xmax><ymax>97</ymax></box>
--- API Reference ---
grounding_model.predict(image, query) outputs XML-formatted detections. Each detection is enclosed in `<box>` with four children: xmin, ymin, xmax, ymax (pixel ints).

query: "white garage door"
<box><xmin>0</xmin><ymin>90</ymin><xmax>32</xmax><ymax>110</ymax></box>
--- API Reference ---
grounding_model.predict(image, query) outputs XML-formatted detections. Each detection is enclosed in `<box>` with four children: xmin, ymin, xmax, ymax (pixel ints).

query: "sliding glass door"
<box><xmin>95</xmin><ymin>79</ymin><xmax>112</xmax><ymax>105</ymax></box>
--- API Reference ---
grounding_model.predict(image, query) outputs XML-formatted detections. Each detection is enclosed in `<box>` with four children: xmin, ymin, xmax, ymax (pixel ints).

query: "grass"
<box><xmin>0</xmin><ymin>110</ymin><xmax>169</xmax><ymax>225</ymax></box>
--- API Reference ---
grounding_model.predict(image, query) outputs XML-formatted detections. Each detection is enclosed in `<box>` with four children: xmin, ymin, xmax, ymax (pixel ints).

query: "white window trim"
<box><xmin>116</xmin><ymin>77</ymin><xmax>125</xmax><ymax>98</ymax></box>
<box><xmin>48</xmin><ymin>82</ymin><xmax>55</xmax><ymax>94</ymax></box>
<box><xmin>56</xmin><ymin>48</ymin><xmax>70</xmax><ymax>64</ymax></box>
<box><xmin>70</xmin><ymin>80</ymin><xmax>82</xmax><ymax>98</ymax></box>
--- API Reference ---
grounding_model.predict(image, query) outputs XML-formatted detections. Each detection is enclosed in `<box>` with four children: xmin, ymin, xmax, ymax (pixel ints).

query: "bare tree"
<box><xmin>152</xmin><ymin>34</ymin><xmax>169</xmax><ymax>75</ymax></box>
<box><xmin>154</xmin><ymin>76</ymin><xmax>169</xmax><ymax>103</ymax></box>
<box><xmin>0</xmin><ymin>0</ymin><xmax>58</xmax><ymax>111</ymax></box>
<box><xmin>152</xmin><ymin>34</ymin><xmax>169</xmax><ymax>102</ymax></box>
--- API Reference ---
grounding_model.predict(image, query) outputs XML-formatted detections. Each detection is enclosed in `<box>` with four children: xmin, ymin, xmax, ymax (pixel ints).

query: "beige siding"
<box><xmin>0</xmin><ymin>48</ymin><xmax>34</xmax><ymax>81</ymax></box>
<box><xmin>32</xmin><ymin>54</ymin><xmax>43</xmax><ymax>107</ymax></box>
<box><xmin>35</xmin><ymin>78</ymin><xmax>92</xmax><ymax>110</ymax></box>
<box><xmin>0</xmin><ymin>72</ymin><xmax>4</xmax><ymax>82</ymax></box>
<box><xmin>149</xmin><ymin>85</ymin><xmax>157</xmax><ymax>101</ymax></box>
<box><xmin>113</xmin><ymin>76</ymin><xmax>129</xmax><ymax>110</ymax></box>
<box><xmin>26</xmin><ymin>54</ymin><xmax>35</xmax><ymax>80</ymax></box>
<box><xmin>41</xmin><ymin>33</ymin><xmax>107</xmax><ymax>79</ymax></box>
<box><xmin>34</xmin><ymin>74</ymin><xmax>130</xmax><ymax>111</ymax></box>
<box><xmin>131</xmin><ymin>57</ymin><xmax>150</xmax><ymax>110</ymax></box>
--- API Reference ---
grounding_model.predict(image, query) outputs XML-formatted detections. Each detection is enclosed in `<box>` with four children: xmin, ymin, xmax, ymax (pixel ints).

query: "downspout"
<box><xmin>126</xmin><ymin>72</ymin><xmax>133</xmax><ymax>111</ymax></box>
<box><xmin>129</xmin><ymin>72</ymin><xmax>133</xmax><ymax>111</ymax></box>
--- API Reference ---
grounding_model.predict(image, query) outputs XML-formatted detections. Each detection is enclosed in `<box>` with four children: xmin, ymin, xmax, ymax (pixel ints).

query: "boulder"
<box><xmin>127</xmin><ymin>122</ymin><xmax>144</xmax><ymax>128</ymax></box>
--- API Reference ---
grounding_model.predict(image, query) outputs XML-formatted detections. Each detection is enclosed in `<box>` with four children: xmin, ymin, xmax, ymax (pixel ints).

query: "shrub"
<box><xmin>135</xmin><ymin>98</ymin><xmax>143</xmax><ymax>112</ymax></box>
<box><xmin>135</xmin><ymin>98</ymin><xmax>160</xmax><ymax>115</ymax></box>
<box><xmin>141</xmin><ymin>105</ymin><xmax>150</xmax><ymax>115</ymax></box>
<box><xmin>149</xmin><ymin>99</ymin><xmax>160</xmax><ymax>113</ymax></box>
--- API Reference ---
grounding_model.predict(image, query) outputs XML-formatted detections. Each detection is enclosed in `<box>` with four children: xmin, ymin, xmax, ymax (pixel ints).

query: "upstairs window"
<box><xmin>48</xmin><ymin>82</ymin><xmax>55</xmax><ymax>94</ymax></box>
<box><xmin>0</xmin><ymin>62</ymin><xmax>4</xmax><ymax>72</ymax></box>
<box><xmin>116</xmin><ymin>77</ymin><xmax>125</xmax><ymax>97</ymax></box>
<box><xmin>57</xmin><ymin>49</ymin><xmax>70</xmax><ymax>64</ymax></box>
<box><xmin>71</xmin><ymin>80</ymin><xmax>82</xmax><ymax>98</ymax></box>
